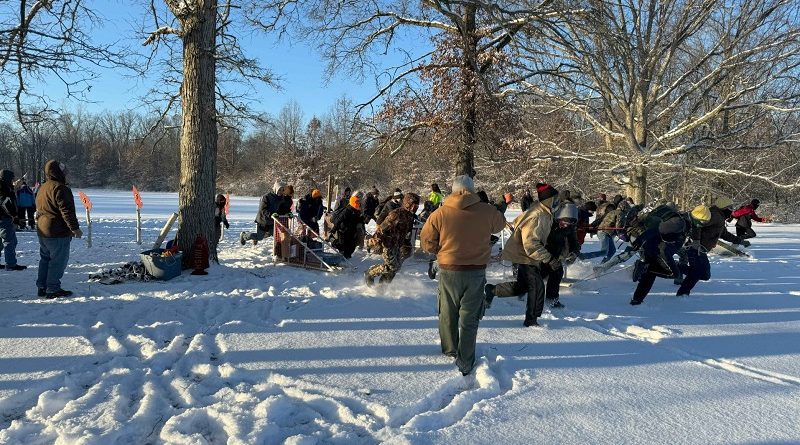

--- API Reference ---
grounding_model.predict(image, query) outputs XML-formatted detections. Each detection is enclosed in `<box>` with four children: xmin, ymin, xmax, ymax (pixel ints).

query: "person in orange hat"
<box><xmin>298</xmin><ymin>189</ymin><xmax>324</xmax><ymax>233</ymax></box>
<box><xmin>329</xmin><ymin>194</ymin><xmax>362</xmax><ymax>258</ymax></box>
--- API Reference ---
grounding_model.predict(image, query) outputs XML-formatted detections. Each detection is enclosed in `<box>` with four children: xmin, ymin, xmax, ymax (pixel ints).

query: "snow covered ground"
<box><xmin>1</xmin><ymin>190</ymin><xmax>798</xmax><ymax>444</ymax></box>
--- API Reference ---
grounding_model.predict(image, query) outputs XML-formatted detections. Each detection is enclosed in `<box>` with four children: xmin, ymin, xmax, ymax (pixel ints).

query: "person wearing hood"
<box><xmin>420</xmin><ymin>175</ymin><xmax>505</xmax><ymax>376</ymax></box>
<box><xmin>0</xmin><ymin>169</ymin><xmax>26</xmax><ymax>271</ymax></box>
<box><xmin>629</xmin><ymin>207</ymin><xmax>710</xmax><ymax>305</ymax></box>
<box><xmin>240</xmin><ymin>180</ymin><xmax>289</xmax><ymax>245</ymax></box>
<box><xmin>485</xmin><ymin>183</ymin><xmax>559</xmax><ymax>327</ymax></box>
<box><xmin>520</xmin><ymin>189</ymin><xmax>534</xmax><ymax>212</ymax></box>
<box><xmin>542</xmin><ymin>202</ymin><xmax>581</xmax><ymax>308</ymax></box>
<box><xmin>214</xmin><ymin>194</ymin><xmax>230</xmax><ymax>242</ymax></box>
<box><xmin>732</xmin><ymin>199</ymin><xmax>768</xmax><ymax>239</ymax></box>
<box><xmin>35</xmin><ymin>160</ymin><xmax>81</xmax><ymax>297</ymax></box>
<box><xmin>365</xmin><ymin>193</ymin><xmax>420</xmax><ymax>286</ymax></box>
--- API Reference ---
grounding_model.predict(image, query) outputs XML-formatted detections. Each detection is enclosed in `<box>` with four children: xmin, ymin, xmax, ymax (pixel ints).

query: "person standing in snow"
<box><xmin>520</xmin><ymin>189</ymin><xmax>534</xmax><ymax>212</ymax></box>
<box><xmin>330</xmin><ymin>194</ymin><xmax>362</xmax><ymax>259</ymax></box>
<box><xmin>365</xmin><ymin>193</ymin><xmax>420</xmax><ymax>286</ymax></box>
<box><xmin>0</xmin><ymin>169</ymin><xmax>26</xmax><ymax>271</ymax></box>
<box><xmin>428</xmin><ymin>183</ymin><xmax>444</xmax><ymax>209</ymax></box>
<box><xmin>15</xmin><ymin>180</ymin><xmax>35</xmax><ymax>230</ymax></box>
<box><xmin>298</xmin><ymin>189</ymin><xmax>325</xmax><ymax>233</ymax></box>
<box><xmin>584</xmin><ymin>195</ymin><xmax>623</xmax><ymax>262</ymax></box>
<box><xmin>420</xmin><ymin>175</ymin><xmax>505</xmax><ymax>376</ymax></box>
<box><xmin>35</xmin><ymin>160</ymin><xmax>81</xmax><ymax>298</ymax></box>
<box><xmin>732</xmin><ymin>199</ymin><xmax>769</xmax><ymax>239</ymax></box>
<box><xmin>240</xmin><ymin>181</ymin><xmax>288</xmax><ymax>245</ymax></box>
<box><xmin>542</xmin><ymin>202</ymin><xmax>581</xmax><ymax>308</ymax></box>
<box><xmin>484</xmin><ymin>183</ymin><xmax>559</xmax><ymax>327</ymax></box>
<box><xmin>214</xmin><ymin>194</ymin><xmax>229</xmax><ymax>242</ymax></box>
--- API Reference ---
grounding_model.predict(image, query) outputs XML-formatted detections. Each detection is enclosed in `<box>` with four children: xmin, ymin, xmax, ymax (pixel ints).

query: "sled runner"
<box><xmin>272</xmin><ymin>215</ymin><xmax>352</xmax><ymax>272</ymax></box>
<box><xmin>711</xmin><ymin>240</ymin><xmax>750</xmax><ymax>257</ymax></box>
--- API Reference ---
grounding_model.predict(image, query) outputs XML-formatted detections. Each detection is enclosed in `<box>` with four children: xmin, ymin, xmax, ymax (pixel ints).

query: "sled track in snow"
<box><xmin>557</xmin><ymin>308</ymin><xmax>800</xmax><ymax>387</ymax></box>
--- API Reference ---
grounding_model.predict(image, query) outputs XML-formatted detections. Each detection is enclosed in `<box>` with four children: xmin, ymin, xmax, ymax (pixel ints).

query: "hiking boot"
<box><xmin>37</xmin><ymin>288</ymin><xmax>46</xmax><ymax>297</ymax></box>
<box><xmin>549</xmin><ymin>299</ymin><xmax>565</xmax><ymax>309</ymax></box>
<box><xmin>427</xmin><ymin>259</ymin><xmax>437</xmax><ymax>280</ymax></box>
<box><xmin>239</xmin><ymin>232</ymin><xmax>247</xmax><ymax>246</ymax></box>
<box><xmin>46</xmin><ymin>289</ymin><xmax>73</xmax><ymax>299</ymax></box>
<box><xmin>673</xmin><ymin>276</ymin><xmax>684</xmax><ymax>285</ymax></box>
<box><xmin>523</xmin><ymin>319</ymin><xmax>539</xmax><ymax>327</ymax></box>
<box><xmin>6</xmin><ymin>265</ymin><xmax>27</xmax><ymax>271</ymax></box>
<box><xmin>364</xmin><ymin>270</ymin><xmax>375</xmax><ymax>287</ymax></box>
<box><xmin>484</xmin><ymin>284</ymin><xmax>495</xmax><ymax>310</ymax></box>
<box><xmin>630</xmin><ymin>299</ymin><xmax>643</xmax><ymax>306</ymax></box>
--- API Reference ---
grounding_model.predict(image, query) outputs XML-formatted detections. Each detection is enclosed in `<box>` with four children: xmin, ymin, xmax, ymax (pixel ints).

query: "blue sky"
<box><xmin>40</xmin><ymin>1</ymin><xmax>422</xmax><ymax>121</ymax></box>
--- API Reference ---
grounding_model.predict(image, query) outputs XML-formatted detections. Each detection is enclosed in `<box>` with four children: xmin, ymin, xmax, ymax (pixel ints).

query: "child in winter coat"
<box><xmin>214</xmin><ymin>194</ymin><xmax>229</xmax><ymax>242</ymax></box>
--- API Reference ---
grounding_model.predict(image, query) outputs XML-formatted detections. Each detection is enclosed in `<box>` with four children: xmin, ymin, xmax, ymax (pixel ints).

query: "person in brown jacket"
<box><xmin>485</xmin><ymin>183</ymin><xmax>559</xmax><ymax>327</ymax></box>
<box><xmin>420</xmin><ymin>175</ymin><xmax>506</xmax><ymax>376</ymax></box>
<box><xmin>365</xmin><ymin>193</ymin><xmax>420</xmax><ymax>286</ymax></box>
<box><xmin>35</xmin><ymin>160</ymin><xmax>82</xmax><ymax>298</ymax></box>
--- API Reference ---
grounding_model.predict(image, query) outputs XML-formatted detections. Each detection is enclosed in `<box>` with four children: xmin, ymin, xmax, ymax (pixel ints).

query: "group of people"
<box><xmin>1</xmin><ymin>161</ymin><xmax>83</xmax><ymax>298</ymax></box>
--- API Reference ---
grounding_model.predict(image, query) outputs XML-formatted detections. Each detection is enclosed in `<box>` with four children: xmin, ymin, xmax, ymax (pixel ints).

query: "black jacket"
<box><xmin>255</xmin><ymin>192</ymin><xmax>290</xmax><ymax>227</ymax></box>
<box><xmin>331</xmin><ymin>205</ymin><xmax>362</xmax><ymax>257</ymax></box>
<box><xmin>363</xmin><ymin>193</ymin><xmax>379</xmax><ymax>217</ymax></box>
<box><xmin>376</xmin><ymin>200</ymin><xmax>401</xmax><ymax>224</ymax></box>
<box><xmin>520</xmin><ymin>194</ymin><xmax>534</xmax><ymax>212</ymax></box>
<box><xmin>0</xmin><ymin>169</ymin><xmax>17</xmax><ymax>219</ymax></box>
<box><xmin>696</xmin><ymin>206</ymin><xmax>740</xmax><ymax>251</ymax></box>
<box><xmin>298</xmin><ymin>194</ymin><xmax>324</xmax><ymax>226</ymax></box>
<box><xmin>546</xmin><ymin>223</ymin><xmax>580</xmax><ymax>259</ymax></box>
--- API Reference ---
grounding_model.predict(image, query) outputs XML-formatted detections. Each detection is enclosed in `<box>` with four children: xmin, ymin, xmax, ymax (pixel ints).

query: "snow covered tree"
<box><xmin>514</xmin><ymin>0</ymin><xmax>800</xmax><ymax>203</ymax></box>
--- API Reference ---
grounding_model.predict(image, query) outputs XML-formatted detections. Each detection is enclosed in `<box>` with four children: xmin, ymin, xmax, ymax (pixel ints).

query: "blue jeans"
<box><xmin>0</xmin><ymin>217</ymin><xmax>18</xmax><ymax>267</ymax></box>
<box><xmin>37</xmin><ymin>236</ymin><xmax>72</xmax><ymax>292</ymax></box>
<box><xmin>598</xmin><ymin>231</ymin><xmax>616</xmax><ymax>262</ymax></box>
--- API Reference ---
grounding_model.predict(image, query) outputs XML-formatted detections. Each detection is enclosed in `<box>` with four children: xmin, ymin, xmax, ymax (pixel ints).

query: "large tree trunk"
<box><xmin>456</xmin><ymin>5</ymin><xmax>478</xmax><ymax>178</ymax></box>
<box><xmin>175</xmin><ymin>0</ymin><xmax>218</xmax><ymax>260</ymax></box>
<box><xmin>629</xmin><ymin>164</ymin><xmax>647</xmax><ymax>205</ymax></box>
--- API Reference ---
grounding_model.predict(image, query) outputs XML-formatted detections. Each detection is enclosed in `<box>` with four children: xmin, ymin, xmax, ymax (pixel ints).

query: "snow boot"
<box><xmin>427</xmin><ymin>259</ymin><xmax>437</xmax><ymax>280</ymax></box>
<box><xmin>549</xmin><ymin>299</ymin><xmax>565</xmax><ymax>309</ymax></box>
<box><xmin>6</xmin><ymin>265</ymin><xmax>27</xmax><ymax>271</ymax></box>
<box><xmin>364</xmin><ymin>270</ymin><xmax>375</xmax><ymax>287</ymax></box>
<box><xmin>37</xmin><ymin>288</ymin><xmax>46</xmax><ymax>297</ymax></box>
<box><xmin>484</xmin><ymin>284</ymin><xmax>495</xmax><ymax>310</ymax></box>
<box><xmin>46</xmin><ymin>289</ymin><xmax>73</xmax><ymax>299</ymax></box>
<box><xmin>239</xmin><ymin>232</ymin><xmax>247</xmax><ymax>246</ymax></box>
<box><xmin>629</xmin><ymin>298</ymin><xmax>642</xmax><ymax>306</ymax></box>
<box><xmin>523</xmin><ymin>319</ymin><xmax>539</xmax><ymax>327</ymax></box>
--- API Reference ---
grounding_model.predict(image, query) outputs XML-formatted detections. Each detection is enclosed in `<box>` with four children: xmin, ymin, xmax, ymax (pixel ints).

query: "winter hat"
<box><xmin>311</xmin><ymin>189</ymin><xmax>322</xmax><ymax>199</ymax></box>
<box><xmin>403</xmin><ymin>193</ymin><xmax>421</xmax><ymax>210</ymax></box>
<box><xmin>351</xmin><ymin>189</ymin><xmax>364</xmax><ymax>200</ymax></box>
<box><xmin>713</xmin><ymin>197</ymin><xmax>733</xmax><ymax>209</ymax></box>
<box><xmin>503</xmin><ymin>192</ymin><xmax>514</xmax><ymax>204</ymax></box>
<box><xmin>690</xmin><ymin>205</ymin><xmax>711</xmax><ymax>223</ymax></box>
<box><xmin>536</xmin><ymin>183</ymin><xmax>558</xmax><ymax>201</ymax></box>
<box><xmin>584</xmin><ymin>201</ymin><xmax>598</xmax><ymax>212</ymax></box>
<box><xmin>612</xmin><ymin>194</ymin><xmax>623</xmax><ymax>206</ymax></box>
<box><xmin>273</xmin><ymin>180</ymin><xmax>287</xmax><ymax>194</ymax></box>
<box><xmin>751</xmin><ymin>199</ymin><xmax>760</xmax><ymax>208</ymax></box>
<box><xmin>44</xmin><ymin>160</ymin><xmax>66</xmax><ymax>182</ymax></box>
<box><xmin>349</xmin><ymin>195</ymin><xmax>361</xmax><ymax>211</ymax></box>
<box><xmin>451</xmin><ymin>175</ymin><xmax>475</xmax><ymax>194</ymax></box>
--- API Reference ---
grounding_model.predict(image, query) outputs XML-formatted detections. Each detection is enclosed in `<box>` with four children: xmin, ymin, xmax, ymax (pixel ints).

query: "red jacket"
<box><xmin>731</xmin><ymin>204</ymin><xmax>765</xmax><ymax>222</ymax></box>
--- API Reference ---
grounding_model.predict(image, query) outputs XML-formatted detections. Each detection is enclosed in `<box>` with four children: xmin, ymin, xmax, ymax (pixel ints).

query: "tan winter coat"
<box><xmin>501</xmin><ymin>203</ymin><xmax>554</xmax><ymax>265</ymax></box>
<box><xmin>420</xmin><ymin>191</ymin><xmax>506</xmax><ymax>269</ymax></box>
<box><xmin>36</xmin><ymin>160</ymin><xmax>80</xmax><ymax>238</ymax></box>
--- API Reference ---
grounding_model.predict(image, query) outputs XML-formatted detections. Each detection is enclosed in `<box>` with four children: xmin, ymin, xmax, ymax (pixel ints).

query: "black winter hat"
<box><xmin>612</xmin><ymin>194</ymin><xmax>623</xmax><ymax>206</ymax></box>
<box><xmin>584</xmin><ymin>201</ymin><xmax>598</xmax><ymax>212</ymax></box>
<box><xmin>751</xmin><ymin>199</ymin><xmax>760</xmax><ymax>207</ymax></box>
<box><xmin>0</xmin><ymin>169</ymin><xmax>13</xmax><ymax>185</ymax></box>
<box><xmin>536</xmin><ymin>183</ymin><xmax>558</xmax><ymax>202</ymax></box>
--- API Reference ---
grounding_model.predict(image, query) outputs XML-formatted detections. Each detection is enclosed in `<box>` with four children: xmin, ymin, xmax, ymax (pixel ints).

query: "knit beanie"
<box><xmin>349</xmin><ymin>195</ymin><xmax>361</xmax><ymax>210</ymax></box>
<box><xmin>311</xmin><ymin>189</ymin><xmax>322</xmax><ymax>199</ymax></box>
<box><xmin>690</xmin><ymin>205</ymin><xmax>711</xmax><ymax>223</ymax></box>
<box><xmin>452</xmin><ymin>175</ymin><xmax>475</xmax><ymax>194</ymax></box>
<box><xmin>536</xmin><ymin>183</ymin><xmax>558</xmax><ymax>202</ymax></box>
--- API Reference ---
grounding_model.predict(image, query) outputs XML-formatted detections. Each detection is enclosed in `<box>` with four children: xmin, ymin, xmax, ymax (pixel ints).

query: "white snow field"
<box><xmin>1</xmin><ymin>189</ymin><xmax>798</xmax><ymax>444</ymax></box>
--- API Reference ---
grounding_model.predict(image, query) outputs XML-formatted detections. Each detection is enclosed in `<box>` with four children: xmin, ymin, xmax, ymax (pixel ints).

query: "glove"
<box><xmin>564</xmin><ymin>252</ymin><xmax>578</xmax><ymax>265</ymax></box>
<box><xmin>547</xmin><ymin>257</ymin><xmax>562</xmax><ymax>269</ymax></box>
<box><xmin>287</xmin><ymin>212</ymin><xmax>294</xmax><ymax>218</ymax></box>
<box><xmin>223</xmin><ymin>221</ymin><xmax>230</xmax><ymax>229</ymax></box>
<box><xmin>72</xmin><ymin>229</ymin><xmax>83</xmax><ymax>239</ymax></box>
<box><xmin>740</xmin><ymin>240</ymin><xmax>751</xmax><ymax>247</ymax></box>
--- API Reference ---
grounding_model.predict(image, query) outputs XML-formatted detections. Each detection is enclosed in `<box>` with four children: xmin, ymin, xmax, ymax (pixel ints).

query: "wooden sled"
<box><xmin>272</xmin><ymin>215</ymin><xmax>353</xmax><ymax>272</ymax></box>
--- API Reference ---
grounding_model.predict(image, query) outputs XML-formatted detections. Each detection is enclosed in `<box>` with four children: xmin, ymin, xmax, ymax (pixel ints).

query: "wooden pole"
<box><xmin>326</xmin><ymin>175</ymin><xmax>333</xmax><ymax>212</ymax></box>
<box><xmin>136</xmin><ymin>208</ymin><xmax>142</xmax><ymax>245</ymax></box>
<box><xmin>85</xmin><ymin>208</ymin><xmax>92</xmax><ymax>248</ymax></box>
<box><xmin>153</xmin><ymin>212</ymin><xmax>179</xmax><ymax>250</ymax></box>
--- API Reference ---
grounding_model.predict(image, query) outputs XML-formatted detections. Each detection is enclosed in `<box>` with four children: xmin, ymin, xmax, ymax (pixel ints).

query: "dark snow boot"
<box><xmin>484</xmin><ymin>284</ymin><xmax>495</xmax><ymax>310</ymax></box>
<box><xmin>239</xmin><ymin>232</ymin><xmax>247</xmax><ymax>246</ymax></box>
<box><xmin>549</xmin><ymin>299</ymin><xmax>565</xmax><ymax>309</ymax></box>
<box><xmin>427</xmin><ymin>259</ymin><xmax>437</xmax><ymax>280</ymax></box>
<box><xmin>46</xmin><ymin>289</ymin><xmax>73</xmax><ymax>299</ymax></box>
<box><xmin>630</xmin><ymin>298</ymin><xmax>643</xmax><ymax>306</ymax></box>
<box><xmin>37</xmin><ymin>288</ymin><xmax>46</xmax><ymax>297</ymax></box>
<box><xmin>523</xmin><ymin>319</ymin><xmax>539</xmax><ymax>327</ymax></box>
<box><xmin>6</xmin><ymin>264</ymin><xmax>27</xmax><ymax>271</ymax></box>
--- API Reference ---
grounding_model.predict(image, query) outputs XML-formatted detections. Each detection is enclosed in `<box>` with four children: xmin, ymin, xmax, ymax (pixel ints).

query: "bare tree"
<box><xmin>514</xmin><ymin>0</ymin><xmax>800</xmax><ymax>203</ymax></box>
<box><xmin>0</xmin><ymin>0</ymin><xmax>132</xmax><ymax>126</ymax></box>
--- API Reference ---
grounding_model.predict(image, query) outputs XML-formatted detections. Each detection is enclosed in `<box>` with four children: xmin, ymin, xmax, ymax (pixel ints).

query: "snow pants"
<box><xmin>493</xmin><ymin>263</ymin><xmax>545</xmax><ymax>324</ymax></box>
<box><xmin>243</xmin><ymin>223</ymin><xmax>271</xmax><ymax>242</ymax></box>
<box><xmin>676</xmin><ymin>248</ymin><xmax>711</xmax><ymax>296</ymax></box>
<box><xmin>0</xmin><ymin>217</ymin><xmax>18</xmax><ymax>267</ymax></box>
<box><xmin>541</xmin><ymin>262</ymin><xmax>565</xmax><ymax>301</ymax></box>
<box><xmin>736</xmin><ymin>225</ymin><xmax>756</xmax><ymax>239</ymax></box>
<box><xmin>37</xmin><ymin>236</ymin><xmax>71</xmax><ymax>293</ymax></box>
<box><xmin>437</xmin><ymin>269</ymin><xmax>486</xmax><ymax>375</ymax></box>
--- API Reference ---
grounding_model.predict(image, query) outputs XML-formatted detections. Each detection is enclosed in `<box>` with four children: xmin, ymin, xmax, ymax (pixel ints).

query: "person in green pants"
<box><xmin>420</xmin><ymin>175</ymin><xmax>506</xmax><ymax>376</ymax></box>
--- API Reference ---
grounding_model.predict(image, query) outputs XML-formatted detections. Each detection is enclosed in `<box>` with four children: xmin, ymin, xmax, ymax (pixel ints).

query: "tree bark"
<box><xmin>629</xmin><ymin>164</ymin><xmax>647</xmax><ymax>205</ymax></box>
<box><xmin>175</xmin><ymin>0</ymin><xmax>219</xmax><ymax>261</ymax></box>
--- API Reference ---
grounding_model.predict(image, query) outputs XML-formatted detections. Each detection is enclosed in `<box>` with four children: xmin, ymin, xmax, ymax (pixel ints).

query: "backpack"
<box><xmin>626</xmin><ymin>204</ymin><xmax>679</xmax><ymax>240</ymax></box>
